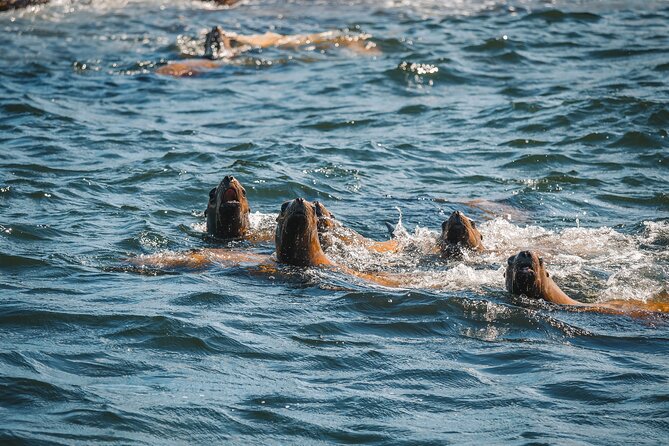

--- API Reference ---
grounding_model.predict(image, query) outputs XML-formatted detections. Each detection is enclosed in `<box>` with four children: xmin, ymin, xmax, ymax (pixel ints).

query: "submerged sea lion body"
<box><xmin>439</xmin><ymin>210</ymin><xmax>484</xmax><ymax>258</ymax></box>
<box><xmin>205</xmin><ymin>176</ymin><xmax>250</xmax><ymax>239</ymax></box>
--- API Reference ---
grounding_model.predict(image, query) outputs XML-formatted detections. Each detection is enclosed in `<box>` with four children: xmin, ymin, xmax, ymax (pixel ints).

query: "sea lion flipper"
<box><xmin>384</xmin><ymin>221</ymin><xmax>396</xmax><ymax>238</ymax></box>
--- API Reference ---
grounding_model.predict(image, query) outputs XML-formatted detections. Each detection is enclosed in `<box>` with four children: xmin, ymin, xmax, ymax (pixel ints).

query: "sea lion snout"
<box><xmin>221</xmin><ymin>176</ymin><xmax>243</xmax><ymax>203</ymax></box>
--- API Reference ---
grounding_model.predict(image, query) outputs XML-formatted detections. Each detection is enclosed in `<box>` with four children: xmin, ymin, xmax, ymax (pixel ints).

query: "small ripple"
<box><xmin>522</xmin><ymin>9</ymin><xmax>602</xmax><ymax>23</ymax></box>
<box><xmin>396</xmin><ymin>104</ymin><xmax>430</xmax><ymax>114</ymax></box>
<box><xmin>0</xmin><ymin>352</ymin><xmax>39</xmax><ymax>374</ymax></box>
<box><xmin>43</xmin><ymin>352</ymin><xmax>163</xmax><ymax>378</ymax></box>
<box><xmin>609</xmin><ymin>131</ymin><xmax>663</xmax><ymax>149</ymax></box>
<box><xmin>589</xmin><ymin>48</ymin><xmax>668</xmax><ymax>59</ymax></box>
<box><xmin>0</xmin><ymin>377</ymin><xmax>90</xmax><ymax>408</ymax></box>
<box><xmin>0</xmin><ymin>253</ymin><xmax>49</xmax><ymax>269</ymax></box>
<box><xmin>171</xmin><ymin>291</ymin><xmax>245</xmax><ymax>307</ymax></box>
<box><xmin>501</xmin><ymin>153</ymin><xmax>581</xmax><ymax>167</ymax></box>
<box><xmin>299</xmin><ymin>118</ymin><xmax>374</xmax><ymax>131</ymax></box>
<box><xmin>107</xmin><ymin>315</ymin><xmax>271</xmax><ymax>357</ymax></box>
<box><xmin>596</xmin><ymin>192</ymin><xmax>669</xmax><ymax>208</ymax></box>
<box><xmin>502</xmin><ymin>138</ymin><xmax>550</xmax><ymax>148</ymax></box>
<box><xmin>541</xmin><ymin>380</ymin><xmax>624</xmax><ymax>405</ymax></box>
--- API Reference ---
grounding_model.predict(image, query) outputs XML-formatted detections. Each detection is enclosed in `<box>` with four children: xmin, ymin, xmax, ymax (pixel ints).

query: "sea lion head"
<box><xmin>275</xmin><ymin>198</ymin><xmax>327</xmax><ymax>266</ymax></box>
<box><xmin>204</xmin><ymin>26</ymin><xmax>241</xmax><ymax>59</ymax></box>
<box><xmin>314</xmin><ymin>201</ymin><xmax>336</xmax><ymax>233</ymax></box>
<box><xmin>505</xmin><ymin>250</ymin><xmax>548</xmax><ymax>299</ymax></box>
<box><xmin>205</xmin><ymin>175</ymin><xmax>250</xmax><ymax>239</ymax></box>
<box><xmin>313</xmin><ymin>200</ymin><xmax>338</xmax><ymax>250</ymax></box>
<box><xmin>439</xmin><ymin>210</ymin><xmax>483</xmax><ymax>258</ymax></box>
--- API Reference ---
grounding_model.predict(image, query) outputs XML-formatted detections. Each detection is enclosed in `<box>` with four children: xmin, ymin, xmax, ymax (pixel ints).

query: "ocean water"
<box><xmin>1</xmin><ymin>0</ymin><xmax>668</xmax><ymax>444</ymax></box>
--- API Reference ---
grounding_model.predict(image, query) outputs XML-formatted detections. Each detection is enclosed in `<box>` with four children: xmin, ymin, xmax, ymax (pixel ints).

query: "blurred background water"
<box><xmin>1</xmin><ymin>0</ymin><xmax>668</xmax><ymax>444</ymax></box>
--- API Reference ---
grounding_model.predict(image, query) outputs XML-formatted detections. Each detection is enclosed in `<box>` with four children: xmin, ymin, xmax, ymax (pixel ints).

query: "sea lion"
<box><xmin>505</xmin><ymin>250</ymin><xmax>577</xmax><ymax>305</ymax></box>
<box><xmin>314</xmin><ymin>200</ymin><xmax>336</xmax><ymax>233</ymax></box>
<box><xmin>439</xmin><ymin>210</ymin><xmax>484</xmax><ymax>258</ymax></box>
<box><xmin>312</xmin><ymin>200</ymin><xmax>400</xmax><ymax>253</ymax></box>
<box><xmin>275</xmin><ymin>198</ymin><xmax>331</xmax><ymax>266</ymax></box>
<box><xmin>157</xmin><ymin>26</ymin><xmax>378</xmax><ymax>77</ymax></box>
<box><xmin>0</xmin><ymin>0</ymin><xmax>47</xmax><ymax>11</ymax></box>
<box><xmin>205</xmin><ymin>175</ymin><xmax>250</xmax><ymax>239</ymax></box>
<box><xmin>205</xmin><ymin>0</ymin><xmax>241</xmax><ymax>6</ymax></box>
<box><xmin>505</xmin><ymin>250</ymin><xmax>669</xmax><ymax>315</ymax></box>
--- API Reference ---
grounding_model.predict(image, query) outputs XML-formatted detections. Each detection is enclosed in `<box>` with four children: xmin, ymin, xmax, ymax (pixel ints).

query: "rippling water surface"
<box><xmin>1</xmin><ymin>0</ymin><xmax>669</xmax><ymax>443</ymax></box>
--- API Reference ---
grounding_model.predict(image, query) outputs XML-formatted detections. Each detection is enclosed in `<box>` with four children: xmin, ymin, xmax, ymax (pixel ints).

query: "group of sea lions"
<box><xmin>136</xmin><ymin>176</ymin><xmax>668</xmax><ymax>316</ymax></box>
<box><xmin>0</xmin><ymin>0</ymin><xmax>238</xmax><ymax>12</ymax></box>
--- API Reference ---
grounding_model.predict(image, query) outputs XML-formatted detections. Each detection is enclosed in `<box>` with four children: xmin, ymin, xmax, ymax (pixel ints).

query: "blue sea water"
<box><xmin>1</xmin><ymin>0</ymin><xmax>668</xmax><ymax>444</ymax></box>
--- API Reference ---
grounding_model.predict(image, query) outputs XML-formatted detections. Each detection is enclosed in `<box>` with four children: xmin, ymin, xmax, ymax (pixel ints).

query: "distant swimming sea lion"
<box><xmin>206</xmin><ymin>0</ymin><xmax>241</xmax><ymax>5</ymax></box>
<box><xmin>205</xmin><ymin>175</ymin><xmax>250</xmax><ymax>239</ymax></box>
<box><xmin>157</xmin><ymin>25</ymin><xmax>378</xmax><ymax>77</ymax></box>
<box><xmin>439</xmin><ymin>210</ymin><xmax>484</xmax><ymax>258</ymax></box>
<box><xmin>0</xmin><ymin>0</ymin><xmax>48</xmax><ymax>11</ymax></box>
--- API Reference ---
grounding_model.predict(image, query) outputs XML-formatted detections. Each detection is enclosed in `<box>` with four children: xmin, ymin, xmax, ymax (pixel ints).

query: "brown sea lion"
<box><xmin>439</xmin><ymin>210</ymin><xmax>484</xmax><ymax>258</ymax></box>
<box><xmin>157</xmin><ymin>26</ymin><xmax>378</xmax><ymax>77</ymax></box>
<box><xmin>314</xmin><ymin>200</ymin><xmax>336</xmax><ymax>233</ymax></box>
<box><xmin>275</xmin><ymin>198</ymin><xmax>331</xmax><ymax>266</ymax></box>
<box><xmin>505</xmin><ymin>250</ymin><xmax>577</xmax><ymax>305</ymax></box>
<box><xmin>273</xmin><ymin>198</ymin><xmax>407</xmax><ymax>288</ymax></box>
<box><xmin>505</xmin><ymin>250</ymin><xmax>669</xmax><ymax>315</ymax></box>
<box><xmin>312</xmin><ymin>200</ymin><xmax>399</xmax><ymax>253</ymax></box>
<box><xmin>205</xmin><ymin>175</ymin><xmax>250</xmax><ymax>239</ymax></box>
<box><xmin>205</xmin><ymin>0</ymin><xmax>241</xmax><ymax>6</ymax></box>
<box><xmin>0</xmin><ymin>0</ymin><xmax>47</xmax><ymax>11</ymax></box>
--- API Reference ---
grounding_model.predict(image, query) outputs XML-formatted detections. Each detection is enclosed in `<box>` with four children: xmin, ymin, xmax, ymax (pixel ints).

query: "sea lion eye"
<box><xmin>539</xmin><ymin>257</ymin><xmax>544</xmax><ymax>265</ymax></box>
<box><xmin>242</xmin><ymin>189</ymin><xmax>247</xmax><ymax>197</ymax></box>
<box><xmin>480</xmin><ymin>234</ymin><xmax>483</xmax><ymax>240</ymax></box>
